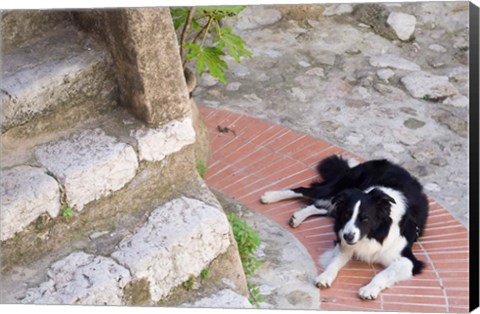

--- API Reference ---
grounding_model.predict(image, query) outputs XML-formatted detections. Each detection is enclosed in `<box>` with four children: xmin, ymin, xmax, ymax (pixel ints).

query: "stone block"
<box><xmin>34</xmin><ymin>129</ymin><xmax>138</xmax><ymax>211</ymax></box>
<box><xmin>1</xmin><ymin>166</ymin><xmax>61</xmax><ymax>241</ymax></box>
<box><xmin>369</xmin><ymin>54</ymin><xmax>421</xmax><ymax>71</ymax></box>
<box><xmin>401</xmin><ymin>71</ymin><xmax>459</xmax><ymax>99</ymax></box>
<box><xmin>387</xmin><ymin>12</ymin><xmax>416</xmax><ymax>41</ymax></box>
<box><xmin>1</xmin><ymin>10</ymin><xmax>69</xmax><ymax>52</ymax></box>
<box><xmin>22</xmin><ymin>252</ymin><xmax>131</xmax><ymax>305</ymax></box>
<box><xmin>182</xmin><ymin>289</ymin><xmax>253</xmax><ymax>308</ymax></box>
<box><xmin>103</xmin><ymin>8</ymin><xmax>190</xmax><ymax>126</ymax></box>
<box><xmin>1</xmin><ymin>26</ymin><xmax>116</xmax><ymax>133</ymax></box>
<box><xmin>111</xmin><ymin>197</ymin><xmax>231</xmax><ymax>302</ymax></box>
<box><xmin>133</xmin><ymin>118</ymin><xmax>196</xmax><ymax>162</ymax></box>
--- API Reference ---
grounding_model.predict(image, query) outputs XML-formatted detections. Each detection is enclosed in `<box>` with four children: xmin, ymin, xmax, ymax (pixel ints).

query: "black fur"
<box><xmin>292</xmin><ymin>155</ymin><xmax>429</xmax><ymax>274</ymax></box>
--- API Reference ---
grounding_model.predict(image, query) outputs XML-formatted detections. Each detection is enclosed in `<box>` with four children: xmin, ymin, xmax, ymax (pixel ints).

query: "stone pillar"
<box><xmin>103</xmin><ymin>8</ymin><xmax>190</xmax><ymax>126</ymax></box>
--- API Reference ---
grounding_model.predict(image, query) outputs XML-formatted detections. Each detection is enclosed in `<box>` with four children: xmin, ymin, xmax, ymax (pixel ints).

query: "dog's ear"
<box><xmin>368</xmin><ymin>188</ymin><xmax>395</xmax><ymax>213</ymax></box>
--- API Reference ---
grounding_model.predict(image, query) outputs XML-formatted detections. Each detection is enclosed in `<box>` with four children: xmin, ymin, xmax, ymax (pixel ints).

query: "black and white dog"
<box><xmin>261</xmin><ymin>155</ymin><xmax>429</xmax><ymax>300</ymax></box>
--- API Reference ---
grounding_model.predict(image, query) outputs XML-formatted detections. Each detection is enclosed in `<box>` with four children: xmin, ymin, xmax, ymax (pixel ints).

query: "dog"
<box><xmin>260</xmin><ymin>155</ymin><xmax>429</xmax><ymax>300</ymax></box>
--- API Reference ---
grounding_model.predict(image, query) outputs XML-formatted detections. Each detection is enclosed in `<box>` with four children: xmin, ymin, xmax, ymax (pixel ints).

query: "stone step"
<box><xmin>1</xmin><ymin>10</ymin><xmax>70</xmax><ymax>53</ymax></box>
<box><xmin>20</xmin><ymin>197</ymin><xmax>233</xmax><ymax>305</ymax></box>
<box><xmin>1</xmin><ymin>25</ymin><xmax>117</xmax><ymax>157</ymax></box>
<box><xmin>1</xmin><ymin>108</ymin><xmax>196</xmax><ymax>242</ymax></box>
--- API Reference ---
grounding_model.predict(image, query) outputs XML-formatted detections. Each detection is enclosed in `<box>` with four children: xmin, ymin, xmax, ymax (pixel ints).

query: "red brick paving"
<box><xmin>199</xmin><ymin>105</ymin><xmax>470</xmax><ymax>312</ymax></box>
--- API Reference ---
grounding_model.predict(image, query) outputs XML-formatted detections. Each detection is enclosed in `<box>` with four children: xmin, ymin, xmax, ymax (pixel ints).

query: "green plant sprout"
<box><xmin>171</xmin><ymin>6</ymin><xmax>253</xmax><ymax>84</ymax></box>
<box><xmin>196</xmin><ymin>160</ymin><xmax>208</xmax><ymax>178</ymax></box>
<box><xmin>227</xmin><ymin>213</ymin><xmax>264</xmax><ymax>307</ymax></box>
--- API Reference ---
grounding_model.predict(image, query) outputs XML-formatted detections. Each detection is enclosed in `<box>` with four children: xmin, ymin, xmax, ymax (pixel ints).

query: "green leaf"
<box><xmin>197</xmin><ymin>6</ymin><xmax>246</xmax><ymax>19</ymax></box>
<box><xmin>197</xmin><ymin>46</ymin><xmax>228</xmax><ymax>83</ymax></box>
<box><xmin>62</xmin><ymin>207</ymin><xmax>73</xmax><ymax>219</ymax></box>
<box><xmin>170</xmin><ymin>7</ymin><xmax>190</xmax><ymax>30</ymax></box>
<box><xmin>184</xmin><ymin>43</ymin><xmax>201</xmax><ymax>60</ymax></box>
<box><xmin>196</xmin><ymin>160</ymin><xmax>208</xmax><ymax>178</ymax></box>
<box><xmin>214</xmin><ymin>26</ymin><xmax>252</xmax><ymax>63</ymax></box>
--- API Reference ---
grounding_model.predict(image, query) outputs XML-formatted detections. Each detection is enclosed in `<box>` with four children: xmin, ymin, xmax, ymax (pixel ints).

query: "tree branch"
<box><xmin>180</xmin><ymin>7</ymin><xmax>195</xmax><ymax>65</ymax></box>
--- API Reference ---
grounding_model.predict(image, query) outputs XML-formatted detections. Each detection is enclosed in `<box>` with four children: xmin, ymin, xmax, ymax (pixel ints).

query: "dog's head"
<box><xmin>331</xmin><ymin>188</ymin><xmax>395</xmax><ymax>245</ymax></box>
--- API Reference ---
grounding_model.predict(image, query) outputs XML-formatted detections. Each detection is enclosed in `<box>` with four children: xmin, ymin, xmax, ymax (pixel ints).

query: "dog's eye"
<box><xmin>361</xmin><ymin>216</ymin><xmax>369</xmax><ymax>222</ymax></box>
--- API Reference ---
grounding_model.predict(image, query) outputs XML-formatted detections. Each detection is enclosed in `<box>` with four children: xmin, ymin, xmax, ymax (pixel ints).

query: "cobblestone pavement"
<box><xmin>194</xmin><ymin>2</ymin><xmax>470</xmax><ymax>228</ymax></box>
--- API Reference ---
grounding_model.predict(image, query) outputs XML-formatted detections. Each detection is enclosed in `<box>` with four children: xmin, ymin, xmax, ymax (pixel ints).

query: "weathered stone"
<box><xmin>200</xmin><ymin>73</ymin><xmax>218</xmax><ymax>87</ymax></box>
<box><xmin>429</xmin><ymin>44</ymin><xmax>447</xmax><ymax>53</ymax></box>
<box><xmin>393</xmin><ymin>128</ymin><xmax>422</xmax><ymax>146</ymax></box>
<box><xmin>369</xmin><ymin>54</ymin><xmax>421</xmax><ymax>71</ymax></box>
<box><xmin>182</xmin><ymin>289</ymin><xmax>252</xmax><ymax>308</ymax></box>
<box><xmin>1</xmin><ymin>166</ymin><xmax>61</xmax><ymax>241</ymax></box>
<box><xmin>311</xmin><ymin>51</ymin><xmax>336</xmax><ymax>66</ymax></box>
<box><xmin>22</xmin><ymin>252</ymin><xmax>131</xmax><ymax>305</ymax></box>
<box><xmin>103</xmin><ymin>8</ymin><xmax>190</xmax><ymax>126</ymax></box>
<box><xmin>298</xmin><ymin>60</ymin><xmax>311</xmax><ymax>68</ymax></box>
<box><xmin>1</xmin><ymin>26</ymin><xmax>116</xmax><ymax>133</ymax></box>
<box><xmin>226</xmin><ymin>82</ymin><xmax>242</xmax><ymax>91</ymax></box>
<box><xmin>404</xmin><ymin>118</ymin><xmax>426</xmax><ymax>129</ymax></box>
<box><xmin>401</xmin><ymin>71</ymin><xmax>458</xmax><ymax>99</ymax></box>
<box><xmin>235</xmin><ymin>6</ymin><xmax>281</xmax><ymax>30</ymax></box>
<box><xmin>443</xmin><ymin>94</ymin><xmax>469</xmax><ymax>108</ymax></box>
<box><xmin>323</xmin><ymin>4</ymin><xmax>353</xmax><ymax>16</ymax></box>
<box><xmin>305</xmin><ymin>67</ymin><xmax>325</xmax><ymax>77</ymax></box>
<box><xmin>431</xmin><ymin>157</ymin><xmax>448</xmax><ymax>167</ymax></box>
<box><xmin>1</xmin><ymin>10</ymin><xmax>69</xmax><ymax>52</ymax></box>
<box><xmin>111</xmin><ymin>197</ymin><xmax>231</xmax><ymax>302</ymax></box>
<box><xmin>35</xmin><ymin>129</ymin><xmax>138</xmax><ymax>211</ymax></box>
<box><xmin>290</xmin><ymin>88</ymin><xmax>307</xmax><ymax>102</ymax></box>
<box><xmin>425</xmin><ymin>182</ymin><xmax>441</xmax><ymax>192</ymax></box>
<box><xmin>133</xmin><ymin>118</ymin><xmax>196</xmax><ymax>162</ymax></box>
<box><xmin>387</xmin><ymin>12</ymin><xmax>416</xmax><ymax>41</ymax></box>
<box><xmin>431</xmin><ymin>109</ymin><xmax>467</xmax><ymax>138</ymax></box>
<box><xmin>353</xmin><ymin>4</ymin><xmax>397</xmax><ymax>40</ymax></box>
<box><xmin>376</xmin><ymin>68</ymin><xmax>395</xmax><ymax>82</ymax></box>
<box><xmin>373</xmin><ymin>84</ymin><xmax>407</xmax><ymax>101</ymax></box>
<box><xmin>383</xmin><ymin>143</ymin><xmax>405</xmax><ymax>154</ymax></box>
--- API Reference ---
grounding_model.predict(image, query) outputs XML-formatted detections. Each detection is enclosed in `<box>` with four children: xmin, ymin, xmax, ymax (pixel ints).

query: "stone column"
<box><xmin>103</xmin><ymin>8</ymin><xmax>190</xmax><ymax>126</ymax></box>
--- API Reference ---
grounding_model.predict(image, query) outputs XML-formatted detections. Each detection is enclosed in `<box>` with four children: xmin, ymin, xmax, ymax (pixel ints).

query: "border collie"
<box><xmin>260</xmin><ymin>155</ymin><xmax>428</xmax><ymax>300</ymax></box>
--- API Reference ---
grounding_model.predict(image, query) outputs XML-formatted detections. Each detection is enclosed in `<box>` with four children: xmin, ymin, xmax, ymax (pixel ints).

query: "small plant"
<box><xmin>200</xmin><ymin>268</ymin><xmax>209</xmax><ymax>280</ymax></box>
<box><xmin>182</xmin><ymin>275</ymin><xmax>195</xmax><ymax>290</ymax></box>
<box><xmin>247</xmin><ymin>282</ymin><xmax>265</xmax><ymax>308</ymax></box>
<box><xmin>62</xmin><ymin>206</ymin><xmax>73</xmax><ymax>219</ymax></box>
<box><xmin>422</xmin><ymin>94</ymin><xmax>432</xmax><ymax>101</ymax></box>
<box><xmin>196</xmin><ymin>160</ymin><xmax>208</xmax><ymax>179</ymax></box>
<box><xmin>227</xmin><ymin>213</ymin><xmax>261</xmax><ymax>277</ymax></box>
<box><xmin>171</xmin><ymin>6</ymin><xmax>253</xmax><ymax>84</ymax></box>
<box><xmin>227</xmin><ymin>213</ymin><xmax>264</xmax><ymax>307</ymax></box>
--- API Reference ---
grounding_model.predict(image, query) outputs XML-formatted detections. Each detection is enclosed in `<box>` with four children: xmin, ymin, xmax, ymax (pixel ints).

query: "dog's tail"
<box><xmin>317</xmin><ymin>155</ymin><xmax>359</xmax><ymax>181</ymax></box>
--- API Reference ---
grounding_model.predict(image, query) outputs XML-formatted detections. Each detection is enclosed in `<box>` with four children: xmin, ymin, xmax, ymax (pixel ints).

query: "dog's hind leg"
<box><xmin>358</xmin><ymin>257</ymin><xmax>414</xmax><ymax>300</ymax></box>
<box><xmin>289</xmin><ymin>203</ymin><xmax>330</xmax><ymax>228</ymax></box>
<box><xmin>260</xmin><ymin>190</ymin><xmax>304</xmax><ymax>204</ymax></box>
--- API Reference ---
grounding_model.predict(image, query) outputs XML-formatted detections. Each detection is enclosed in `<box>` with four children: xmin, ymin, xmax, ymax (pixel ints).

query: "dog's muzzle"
<box><xmin>343</xmin><ymin>232</ymin><xmax>356</xmax><ymax>245</ymax></box>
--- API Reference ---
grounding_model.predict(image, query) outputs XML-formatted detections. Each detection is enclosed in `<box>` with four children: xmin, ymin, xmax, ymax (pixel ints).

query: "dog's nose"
<box><xmin>343</xmin><ymin>232</ymin><xmax>355</xmax><ymax>244</ymax></box>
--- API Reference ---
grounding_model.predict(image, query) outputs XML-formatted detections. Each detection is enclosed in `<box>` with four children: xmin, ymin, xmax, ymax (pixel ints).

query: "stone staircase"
<box><xmin>1</xmin><ymin>10</ymin><xmax>248</xmax><ymax>306</ymax></box>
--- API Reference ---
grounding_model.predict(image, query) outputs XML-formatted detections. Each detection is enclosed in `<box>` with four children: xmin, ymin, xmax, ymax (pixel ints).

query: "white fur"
<box><xmin>260</xmin><ymin>190</ymin><xmax>302</xmax><ymax>204</ymax></box>
<box><xmin>290</xmin><ymin>205</ymin><xmax>328</xmax><ymax>228</ymax></box>
<box><xmin>345</xmin><ymin>157</ymin><xmax>360</xmax><ymax>168</ymax></box>
<box><xmin>315</xmin><ymin>244</ymin><xmax>353</xmax><ymax>288</ymax></box>
<box><xmin>341</xmin><ymin>200</ymin><xmax>361</xmax><ymax>244</ymax></box>
<box><xmin>316</xmin><ymin>186</ymin><xmax>414</xmax><ymax>299</ymax></box>
<box><xmin>359</xmin><ymin>257</ymin><xmax>414</xmax><ymax>300</ymax></box>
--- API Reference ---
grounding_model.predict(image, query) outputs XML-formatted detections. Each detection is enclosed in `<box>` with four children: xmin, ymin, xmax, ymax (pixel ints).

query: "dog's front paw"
<box><xmin>315</xmin><ymin>271</ymin><xmax>336</xmax><ymax>288</ymax></box>
<box><xmin>289</xmin><ymin>214</ymin><xmax>302</xmax><ymax>228</ymax></box>
<box><xmin>358</xmin><ymin>284</ymin><xmax>382</xmax><ymax>300</ymax></box>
